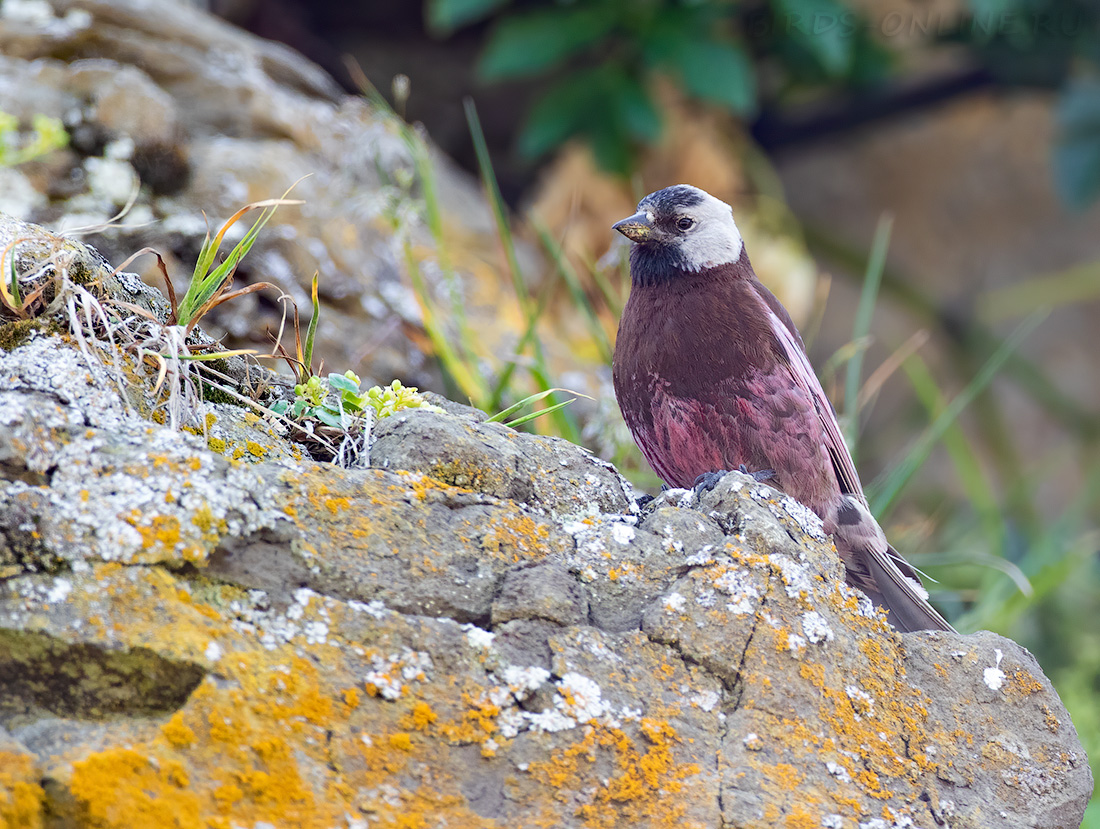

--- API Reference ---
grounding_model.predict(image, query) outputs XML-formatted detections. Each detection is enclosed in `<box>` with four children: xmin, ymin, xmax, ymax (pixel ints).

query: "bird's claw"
<box><xmin>737</xmin><ymin>464</ymin><xmax>775</xmax><ymax>483</ymax></box>
<box><xmin>692</xmin><ymin>470</ymin><xmax>729</xmax><ymax>495</ymax></box>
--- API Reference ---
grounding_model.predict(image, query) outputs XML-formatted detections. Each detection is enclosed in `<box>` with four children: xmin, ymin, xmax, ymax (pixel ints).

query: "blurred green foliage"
<box><xmin>947</xmin><ymin>0</ymin><xmax>1100</xmax><ymax>207</ymax></box>
<box><xmin>426</xmin><ymin>0</ymin><xmax>888</xmax><ymax>173</ymax></box>
<box><xmin>428</xmin><ymin>0</ymin><xmax>1100</xmax><ymax>206</ymax></box>
<box><xmin>0</xmin><ymin>111</ymin><xmax>67</xmax><ymax>168</ymax></box>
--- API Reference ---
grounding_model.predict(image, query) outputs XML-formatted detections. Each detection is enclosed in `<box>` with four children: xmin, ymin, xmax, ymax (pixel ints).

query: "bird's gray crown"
<box><xmin>634</xmin><ymin>184</ymin><xmax>744</xmax><ymax>273</ymax></box>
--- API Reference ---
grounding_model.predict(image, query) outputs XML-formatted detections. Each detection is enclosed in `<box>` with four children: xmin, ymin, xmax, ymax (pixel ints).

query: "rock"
<box><xmin>371</xmin><ymin>408</ymin><xmax>634</xmax><ymax>516</ymax></box>
<box><xmin>0</xmin><ymin>226</ymin><xmax>1091</xmax><ymax>826</ymax></box>
<box><xmin>0</xmin><ymin>0</ymin><xmax>531</xmax><ymax>390</ymax></box>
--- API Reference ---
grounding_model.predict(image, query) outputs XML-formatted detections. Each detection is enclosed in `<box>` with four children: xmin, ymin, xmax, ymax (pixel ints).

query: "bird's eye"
<box><xmin>676</xmin><ymin>217</ymin><xmax>694</xmax><ymax>231</ymax></box>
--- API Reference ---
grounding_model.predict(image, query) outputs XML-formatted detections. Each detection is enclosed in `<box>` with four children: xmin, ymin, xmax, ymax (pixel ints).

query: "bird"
<box><xmin>611</xmin><ymin>184</ymin><xmax>953</xmax><ymax>633</ymax></box>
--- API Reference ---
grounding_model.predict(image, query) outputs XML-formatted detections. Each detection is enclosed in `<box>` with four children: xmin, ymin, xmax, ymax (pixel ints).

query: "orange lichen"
<box><xmin>406</xmin><ymin>701</ymin><xmax>438</xmax><ymax>731</ymax></box>
<box><xmin>785</xmin><ymin>806</ymin><xmax>819</xmax><ymax>829</ymax></box>
<box><xmin>69</xmin><ymin>748</ymin><xmax>202</xmax><ymax>828</ymax></box>
<box><xmin>161</xmin><ymin>713</ymin><xmax>196</xmax><ymax>748</ymax></box>
<box><xmin>244</xmin><ymin>441</ymin><xmax>267</xmax><ymax>458</ymax></box>
<box><xmin>0</xmin><ymin>752</ymin><xmax>45</xmax><ymax>828</ymax></box>
<box><xmin>529</xmin><ymin>718</ymin><xmax>703</xmax><ymax>829</ymax></box>
<box><xmin>388</xmin><ymin>733</ymin><xmax>413</xmax><ymax>752</ymax></box>
<box><xmin>480</xmin><ymin>512</ymin><xmax>552</xmax><ymax>559</ymax></box>
<box><xmin>126</xmin><ymin>511</ymin><xmax>182</xmax><ymax>552</ymax></box>
<box><xmin>324</xmin><ymin>496</ymin><xmax>351</xmax><ymax>515</ymax></box>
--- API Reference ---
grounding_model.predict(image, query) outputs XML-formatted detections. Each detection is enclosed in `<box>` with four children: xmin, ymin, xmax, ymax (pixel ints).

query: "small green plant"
<box><xmin>0</xmin><ymin>111</ymin><xmax>68</xmax><ymax>168</ymax></box>
<box><xmin>175</xmin><ymin>183</ymin><xmax>304</xmax><ymax>328</ymax></box>
<box><xmin>272</xmin><ymin>375</ymin><xmax>442</xmax><ymax>428</ymax></box>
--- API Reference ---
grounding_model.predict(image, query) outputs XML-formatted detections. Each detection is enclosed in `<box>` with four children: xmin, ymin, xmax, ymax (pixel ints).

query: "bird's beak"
<box><xmin>613</xmin><ymin>211</ymin><xmax>653</xmax><ymax>243</ymax></box>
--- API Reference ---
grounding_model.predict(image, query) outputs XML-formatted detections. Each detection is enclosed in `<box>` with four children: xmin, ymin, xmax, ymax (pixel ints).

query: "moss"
<box><xmin>0</xmin><ymin>318</ymin><xmax>63</xmax><ymax>350</ymax></box>
<box><xmin>196</xmin><ymin>381</ymin><xmax>241</xmax><ymax>406</ymax></box>
<box><xmin>429</xmin><ymin>459</ymin><xmax>498</xmax><ymax>491</ymax></box>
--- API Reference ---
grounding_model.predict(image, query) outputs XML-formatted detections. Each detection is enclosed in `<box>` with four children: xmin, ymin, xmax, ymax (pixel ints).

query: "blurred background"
<box><xmin>2</xmin><ymin>0</ymin><xmax>1098</xmax><ymax>819</ymax></box>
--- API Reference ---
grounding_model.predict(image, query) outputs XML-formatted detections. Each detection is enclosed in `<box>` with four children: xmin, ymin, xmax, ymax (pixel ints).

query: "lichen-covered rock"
<box><xmin>372</xmin><ymin>408</ymin><xmax>634</xmax><ymax>516</ymax></box>
<box><xmin>0</xmin><ymin>328</ymin><xmax>1091</xmax><ymax>828</ymax></box>
<box><xmin>0</xmin><ymin>0</ymin><xmax>531</xmax><ymax>389</ymax></box>
<box><xmin>0</xmin><ymin>221</ymin><xmax>1091</xmax><ymax>827</ymax></box>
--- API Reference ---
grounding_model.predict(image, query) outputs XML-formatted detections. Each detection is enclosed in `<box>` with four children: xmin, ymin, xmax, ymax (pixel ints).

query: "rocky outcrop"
<box><xmin>0</xmin><ymin>218</ymin><xmax>1091</xmax><ymax>828</ymax></box>
<box><xmin>0</xmin><ymin>0</ymin><xmax>528</xmax><ymax>390</ymax></box>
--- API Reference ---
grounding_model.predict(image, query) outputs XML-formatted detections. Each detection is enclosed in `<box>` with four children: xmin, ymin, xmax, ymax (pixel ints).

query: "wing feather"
<box><xmin>753</xmin><ymin>279</ymin><xmax>954</xmax><ymax>633</ymax></box>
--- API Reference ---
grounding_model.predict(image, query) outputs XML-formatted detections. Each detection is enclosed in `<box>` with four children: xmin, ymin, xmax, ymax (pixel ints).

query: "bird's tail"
<box><xmin>865</xmin><ymin>543</ymin><xmax>955</xmax><ymax>633</ymax></box>
<box><xmin>830</xmin><ymin>495</ymin><xmax>955</xmax><ymax>633</ymax></box>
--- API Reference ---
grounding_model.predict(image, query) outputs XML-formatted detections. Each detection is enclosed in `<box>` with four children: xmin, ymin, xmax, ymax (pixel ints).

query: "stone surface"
<box><xmin>0</xmin><ymin>0</ymin><xmax>529</xmax><ymax>391</ymax></box>
<box><xmin>0</xmin><ymin>222</ymin><xmax>1091</xmax><ymax>826</ymax></box>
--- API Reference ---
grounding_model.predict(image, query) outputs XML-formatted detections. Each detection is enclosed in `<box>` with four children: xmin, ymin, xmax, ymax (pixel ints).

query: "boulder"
<box><xmin>0</xmin><ymin>217</ymin><xmax>1091</xmax><ymax>828</ymax></box>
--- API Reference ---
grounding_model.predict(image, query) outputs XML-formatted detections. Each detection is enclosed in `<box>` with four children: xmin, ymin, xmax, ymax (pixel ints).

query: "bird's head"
<box><xmin>613</xmin><ymin>185</ymin><xmax>744</xmax><ymax>275</ymax></box>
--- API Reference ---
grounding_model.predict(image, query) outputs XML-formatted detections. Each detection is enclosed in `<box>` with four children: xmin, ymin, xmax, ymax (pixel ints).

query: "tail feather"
<box><xmin>830</xmin><ymin>496</ymin><xmax>955</xmax><ymax>633</ymax></box>
<box><xmin>863</xmin><ymin>544</ymin><xmax>954</xmax><ymax>633</ymax></box>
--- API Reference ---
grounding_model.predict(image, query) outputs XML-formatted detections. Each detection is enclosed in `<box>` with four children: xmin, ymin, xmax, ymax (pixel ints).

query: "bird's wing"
<box><xmin>753</xmin><ymin>281</ymin><xmax>867</xmax><ymax>506</ymax></box>
<box><xmin>756</xmin><ymin>282</ymin><xmax>954</xmax><ymax>633</ymax></box>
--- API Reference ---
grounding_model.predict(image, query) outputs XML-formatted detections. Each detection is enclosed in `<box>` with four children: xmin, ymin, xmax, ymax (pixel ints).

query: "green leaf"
<box><xmin>1054</xmin><ymin>80</ymin><xmax>1100</xmax><ymax>209</ymax></box>
<box><xmin>774</xmin><ymin>0</ymin><xmax>855</xmax><ymax>77</ymax></box>
<box><xmin>657</xmin><ymin>38</ymin><xmax>756</xmax><ymax>113</ymax></box>
<box><xmin>426</xmin><ymin>0</ymin><xmax>510</xmax><ymax>36</ymax></box>
<box><xmin>610</xmin><ymin>72</ymin><xmax>662</xmax><ymax>142</ymax></box>
<box><xmin>587</xmin><ymin>121</ymin><xmax>632</xmax><ymax>175</ymax></box>
<box><xmin>517</xmin><ymin>72</ymin><xmax>597</xmax><ymax>160</ymax></box>
<box><xmin>478</xmin><ymin>6</ymin><xmax>617</xmax><ymax>81</ymax></box>
<box><xmin>316</xmin><ymin>408</ymin><xmax>345</xmax><ymax>428</ymax></box>
<box><xmin>327</xmin><ymin>372</ymin><xmax>360</xmax><ymax>394</ymax></box>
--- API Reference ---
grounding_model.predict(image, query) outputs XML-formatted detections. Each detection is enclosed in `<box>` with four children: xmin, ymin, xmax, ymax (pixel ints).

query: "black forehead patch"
<box><xmin>639</xmin><ymin>185</ymin><xmax>705</xmax><ymax>215</ymax></box>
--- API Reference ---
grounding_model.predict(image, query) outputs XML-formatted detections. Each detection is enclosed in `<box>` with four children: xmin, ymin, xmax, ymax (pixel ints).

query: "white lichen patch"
<box><xmin>363</xmin><ymin>648</ymin><xmax>434</xmax><ymax>701</ymax></box>
<box><xmin>689</xmin><ymin>689</ymin><xmax>720</xmax><ymax>712</ymax></box>
<box><xmin>768</xmin><ymin>553</ymin><xmax>815</xmax><ymax>599</ymax></box>
<box><xmin>762</xmin><ymin>492</ymin><xmax>826</xmax><ymax>540</ymax></box>
<box><xmin>463</xmin><ymin>624</ymin><xmax>495</xmax><ymax>651</ymax></box>
<box><xmin>826</xmin><ymin>761</ymin><xmax>851</xmax><ymax>783</ymax></box>
<box><xmin>801</xmin><ymin>611</ymin><xmax>834</xmax><ymax>644</ymax></box>
<box><xmin>610</xmin><ymin>522</ymin><xmax>635</xmax><ymax>546</ymax></box>
<box><xmin>712</xmin><ymin>567</ymin><xmax>762</xmax><ymax>615</ymax></box>
<box><xmin>663</xmin><ymin>592</ymin><xmax>687</xmax><ymax>613</ymax></box>
<box><xmin>742</xmin><ymin>732</ymin><xmax>763</xmax><ymax>750</ymax></box>
<box><xmin>45</xmin><ymin>577</ymin><xmax>72</xmax><ymax>604</ymax></box>
<box><xmin>822</xmin><ymin>815</ymin><xmax>845</xmax><ymax>829</ymax></box>
<box><xmin>0</xmin><ymin>337</ymin><xmax>289</xmax><ymax>568</ymax></box>
<box><xmin>984</xmin><ymin>648</ymin><xmax>1006</xmax><ymax>691</ymax></box>
<box><xmin>845</xmin><ymin>685</ymin><xmax>874</xmax><ymax>719</ymax></box>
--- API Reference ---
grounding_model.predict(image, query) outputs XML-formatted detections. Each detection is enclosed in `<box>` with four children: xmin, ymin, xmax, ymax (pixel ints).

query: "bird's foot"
<box><xmin>692</xmin><ymin>470</ymin><xmax>729</xmax><ymax>495</ymax></box>
<box><xmin>737</xmin><ymin>464</ymin><xmax>775</xmax><ymax>483</ymax></box>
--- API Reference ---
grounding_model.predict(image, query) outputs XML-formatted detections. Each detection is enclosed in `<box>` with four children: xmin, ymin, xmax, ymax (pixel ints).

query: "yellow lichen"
<box><xmin>0</xmin><ymin>752</ymin><xmax>45</xmax><ymax>828</ymax></box>
<box><xmin>161</xmin><ymin>713</ymin><xmax>196</xmax><ymax>748</ymax></box>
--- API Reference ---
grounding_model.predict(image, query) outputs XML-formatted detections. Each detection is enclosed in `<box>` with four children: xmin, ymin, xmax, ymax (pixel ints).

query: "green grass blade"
<box><xmin>464</xmin><ymin>98</ymin><xmax>528</xmax><ymax>315</ymax></box>
<box><xmin>869</xmin><ymin>308</ymin><xmax>1048</xmax><ymax>518</ymax></box>
<box><xmin>403</xmin><ymin>239</ymin><xmax>490</xmax><ymax>402</ymax></box>
<box><xmin>532</xmin><ymin>217</ymin><xmax>613</xmax><ymax>364</ymax></box>
<box><xmin>506</xmin><ymin>399</ymin><xmax>574</xmax><ymax>428</ymax></box>
<box><xmin>901</xmin><ymin>351</ymin><xmax>1005</xmax><ymax>555</ymax></box>
<box><xmin>843</xmin><ymin>214</ymin><xmax>891</xmax><ymax>450</ymax></box>
<box><xmin>303</xmin><ymin>272</ymin><xmax>320</xmax><ymax>377</ymax></box>
<box><xmin>488</xmin><ymin>276</ymin><xmax>555</xmax><ymax>409</ymax></box>
<box><xmin>486</xmin><ymin>388</ymin><xmax>566</xmax><ymax>423</ymax></box>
